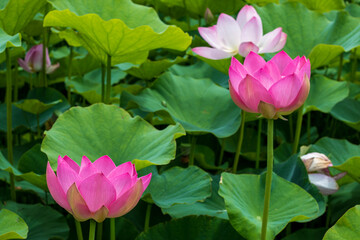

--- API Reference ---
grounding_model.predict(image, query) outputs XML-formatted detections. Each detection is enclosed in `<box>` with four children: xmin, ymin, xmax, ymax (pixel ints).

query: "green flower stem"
<box><xmin>14</xmin><ymin>61</ymin><xmax>18</xmax><ymax>102</ymax></box>
<box><xmin>307</xmin><ymin>112</ymin><xmax>311</xmax><ymax>144</ymax></box>
<box><xmin>188</xmin><ymin>135</ymin><xmax>197</xmax><ymax>166</ymax></box>
<box><xmin>337</xmin><ymin>53</ymin><xmax>343</xmax><ymax>81</ymax></box>
<box><xmin>89</xmin><ymin>220</ymin><xmax>96</xmax><ymax>240</ymax></box>
<box><xmin>289</xmin><ymin>114</ymin><xmax>294</xmax><ymax>142</ymax></box>
<box><xmin>110</xmin><ymin>218</ymin><xmax>115</xmax><ymax>240</ymax></box>
<box><xmin>42</xmin><ymin>3</ymin><xmax>50</xmax><ymax>87</ymax></box>
<box><xmin>96</xmin><ymin>222</ymin><xmax>103</xmax><ymax>240</ymax></box>
<box><xmin>75</xmin><ymin>220</ymin><xmax>84</xmax><ymax>240</ymax></box>
<box><xmin>260</xmin><ymin>119</ymin><xmax>274</xmax><ymax>240</ymax></box>
<box><xmin>144</xmin><ymin>203</ymin><xmax>152</xmax><ymax>231</ymax></box>
<box><xmin>67</xmin><ymin>47</ymin><xmax>73</xmax><ymax>104</ymax></box>
<box><xmin>255</xmin><ymin>118</ymin><xmax>263</xmax><ymax>169</ymax></box>
<box><xmin>232</xmin><ymin>111</ymin><xmax>246</xmax><ymax>173</ymax></box>
<box><xmin>36</xmin><ymin>114</ymin><xmax>41</xmax><ymax>138</ymax></box>
<box><xmin>101</xmin><ymin>63</ymin><xmax>105</xmax><ymax>103</ymax></box>
<box><xmin>218</xmin><ymin>139</ymin><xmax>225</xmax><ymax>166</ymax></box>
<box><xmin>351</xmin><ymin>48</ymin><xmax>357</xmax><ymax>82</ymax></box>
<box><xmin>6</xmin><ymin>48</ymin><xmax>16</xmax><ymax>201</ymax></box>
<box><xmin>292</xmin><ymin>106</ymin><xmax>304</xmax><ymax>154</ymax></box>
<box><xmin>105</xmin><ymin>55</ymin><xmax>112</xmax><ymax>104</ymax></box>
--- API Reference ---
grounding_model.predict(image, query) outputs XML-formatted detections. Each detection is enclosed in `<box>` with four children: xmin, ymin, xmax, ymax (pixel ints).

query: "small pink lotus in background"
<box><xmin>46</xmin><ymin>155</ymin><xmax>151</xmax><ymax>222</ymax></box>
<box><xmin>18</xmin><ymin>44</ymin><xmax>60</xmax><ymax>74</ymax></box>
<box><xmin>229</xmin><ymin>51</ymin><xmax>310</xmax><ymax>119</ymax></box>
<box><xmin>192</xmin><ymin>5</ymin><xmax>287</xmax><ymax>59</ymax></box>
<box><xmin>301</xmin><ymin>152</ymin><xmax>346</xmax><ymax>195</ymax></box>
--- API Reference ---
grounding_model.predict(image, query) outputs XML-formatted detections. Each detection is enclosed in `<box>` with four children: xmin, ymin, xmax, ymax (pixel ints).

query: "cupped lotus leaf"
<box><xmin>286</xmin><ymin>0</ymin><xmax>345</xmax><ymax>12</ymax></box>
<box><xmin>2</xmin><ymin>202</ymin><xmax>69</xmax><ymax>240</ymax></box>
<box><xmin>0</xmin><ymin>209</ymin><xmax>28</xmax><ymax>240</ymax></box>
<box><xmin>0</xmin><ymin>0</ymin><xmax>46</xmax><ymax>35</ymax></box>
<box><xmin>121</xmin><ymin>72</ymin><xmax>242</xmax><ymax>138</ymax></box>
<box><xmin>14</xmin><ymin>99</ymin><xmax>61</xmax><ymax>115</ymax></box>
<box><xmin>303</xmin><ymin>75</ymin><xmax>349</xmax><ymax>114</ymax></box>
<box><xmin>44</xmin><ymin>0</ymin><xmax>191</xmax><ymax>65</ymax></box>
<box><xmin>143</xmin><ymin>166</ymin><xmax>212</xmax><ymax>208</ymax></box>
<box><xmin>346</xmin><ymin>3</ymin><xmax>360</xmax><ymax>18</ymax></box>
<box><xmin>323</xmin><ymin>205</ymin><xmax>360</xmax><ymax>240</ymax></box>
<box><xmin>0</xmin><ymin>29</ymin><xmax>21</xmax><ymax>53</ymax></box>
<box><xmin>218</xmin><ymin>173</ymin><xmax>319</xmax><ymax>240</ymax></box>
<box><xmin>0</xmin><ymin>149</ymin><xmax>47</xmax><ymax>190</ymax></box>
<box><xmin>162</xmin><ymin>175</ymin><xmax>228</xmax><ymax>220</ymax></box>
<box><xmin>281</xmin><ymin>228</ymin><xmax>327</xmax><ymax>240</ymax></box>
<box><xmin>135</xmin><ymin>216</ymin><xmax>242</xmax><ymax>240</ymax></box>
<box><xmin>126</xmin><ymin>57</ymin><xmax>186</xmax><ymax>80</ymax></box>
<box><xmin>256</xmin><ymin>2</ymin><xmax>360</xmax><ymax>69</ymax></box>
<box><xmin>41</xmin><ymin>103</ymin><xmax>185</xmax><ymax>170</ymax></box>
<box><xmin>330</xmin><ymin>98</ymin><xmax>360</xmax><ymax>131</ymax></box>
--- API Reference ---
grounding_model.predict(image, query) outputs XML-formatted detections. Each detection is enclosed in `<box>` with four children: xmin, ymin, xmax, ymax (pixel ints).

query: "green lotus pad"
<box><xmin>44</xmin><ymin>0</ymin><xmax>192</xmax><ymax>65</ymax></box>
<box><xmin>0</xmin><ymin>29</ymin><xmax>21</xmax><ymax>54</ymax></box>
<box><xmin>256</xmin><ymin>2</ymin><xmax>360</xmax><ymax>69</ymax></box>
<box><xmin>219</xmin><ymin>173</ymin><xmax>319</xmax><ymax>240</ymax></box>
<box><xmin>14</xmin><ymin>99</ymin><xmax>62</xmax><ymax>115</ymax></box>
<box><xmin>0</xmin><ymin>209</ymin><xmax>28</xmax><ymax>240</ymax></box>
<box><xmin>122</xmin><ymin>72</ymin><xmax>242</xmax><ymax>138</ymax></box>
<box><xmin>41</xmin><ymin>103</ymin><xmax>185</xmax><ymax>170</ymax></box>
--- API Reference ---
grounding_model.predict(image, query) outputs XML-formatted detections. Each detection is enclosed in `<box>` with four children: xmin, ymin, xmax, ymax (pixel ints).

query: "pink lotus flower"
<box><xmin>301</xmin><ymin>152</ymin><xmax>346</xmax><ymax>195</ymax></box>
<box><xmin>18</xmin><ymin>44</ymin><xmax>60</xmax><ymax>74</ymax></box>
<box><xmin>229</xmin><ymin>51</ymin><xmax>311</xmax><ymax>119</ymax></box>
<box><xmin>46</xmin><ymin>155</ymin><xmax>151</xmax><ymax>222</ymax></box>
<box><xmin>192</xmin><ymin>5</ymin><xmax>287</xmax><ymax>59</ymax></box>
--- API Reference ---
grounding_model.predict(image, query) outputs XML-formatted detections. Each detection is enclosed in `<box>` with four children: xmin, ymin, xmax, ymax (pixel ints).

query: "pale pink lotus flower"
<box><xmin>46</xmin><ymin>155</ymin><xmax>152</xmax><ymax>222</ymax></box>
<box><xmin>192</xmin><ymin>5</ymin><xmax>287</xmax><ymax>59</ymax></box>
<box><xmin>301</xmin><ymin>152</ymin><xmax>346</xmax><ymax>195</ymax></box>
<box><xmin>18</xmin><ymin>44</ymin><xmax>60</xmax><ymax>74</ymax></box>
<box><xmin>229</xmin><ymin>51</ymin><xmax>310</xmax><ymax>119</ymax></box>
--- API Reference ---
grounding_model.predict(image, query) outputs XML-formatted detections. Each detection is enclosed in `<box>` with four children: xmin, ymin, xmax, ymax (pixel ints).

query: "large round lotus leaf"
<box><xmin>0</xmin><ymin>29</ymin><xmax>21</xmax><ymax>53</ymax></box>
<box><xmin>135</xmin><ymin>216</ymin><xmax>243</xmax><ymax>240</ymax></box>
<box><xmin>163</xmin><ymin>175</ymin><xmax>228</xmax><ymax>220</ymax></box>
<box><xmin>323</xmin><ymin>205</ymin><xmax>360</xmax><ymax>240</ymax></box>
<box><xmin>331</xmin><ymin>98</ymin><xmax>360</xmax><ymax>131</ymax></box>
<box><xmin>256</xmin><ymin>2</ymin><xmax>360</xmax><ymax>69</ymax></box>
<box><xmin>287</xmin><ymin>0</ymin><xmax>345</xmax><ymax>12</ymax></box>
<box><xmin>303</xmin><ymin>75</ymin><xmax>349</xmax><ymax>114</ymax></box>
<box><xmin>122</xmin><ymin>72</ymin><xmax>242</xmax><ymax>138</ymax></box>
<box><xmin>143</xmin><ymin>166</ymin><xmax>211</xmax><ymax>208</ymax></box>
<box><xmin>0</xmin><ymin>148</ymin><xmax>47</xmax><ymax>190</ymax></box>
<box><xmin>0</xmin><ymin>209</ymin><xmax>28</xmax><ymax>240</ymax></box>
<box><xmin>218</xmin><ymin>173</ymin><xmax>319</xmax><ymax>240</ymax></box>
<box><xmin>2</xmin><ymin>202</ymin><xmax>69</xmax><ymax>240</ymax></box>
<box><xmin>44</xmin><ymin>0</ymin><xmax>191</xmax><ymax>65</ymax></box>
<box><xmin>41</xmin><ymin>103</ymin><xmax>185</xmax><ymax>170</ymax></box>
<box><xmin>0</xmin><ymin>0</ymin><xmax>46</xmax><ymax>35</ymax></box>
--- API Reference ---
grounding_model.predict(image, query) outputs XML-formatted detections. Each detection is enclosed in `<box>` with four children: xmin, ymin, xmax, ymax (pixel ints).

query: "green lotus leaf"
<box><xmin>346</xmin><ymin>3</ymin><xmax>360</xmax><ymax>18</ymax></box>
<box><xmin>286</xmin><ymin>0</ymin><xmax>345</xmax><ymax>12</ymax></box>
<box><xmin>162</xmin><ymin>175</ymin><xmax>228</xmax><ymax>220</ymax></box>
<box><xmin>2</xmin><ymin>202</ymin><xmax>69</xmax><ymax>240</ymax></box>
<box><xmin>0</xmin><ymin>0</ymin><xmax>46</xmax><ymax>36</ymax></box>
<box><xmin>41</xmin><ymin>103</ymin><xmax>185</xmax><ymax>170</ymax></box>
<box><xmin>323</xmin><ymin>205</ymin><xmax>360</xmax><ymax>240</ymax></box>
<box><xmin>256</xmin><ymin>2</ymin><xmax>360</xmax><ymax>69</ymax></box>
<box><xmin>44</xmin><ymin>0</ymin><xmax>192</xmax><ymax>65</ymax></box>
<box><xmin>14</xmin><ymin>99</ymin><xmax>61</xmax><ymax>115</ymax></box>
<box><xmin>135</xmin><ymin>216</ymin><xmax>242</xmax><ymax>240</ymax></box>
<box><xmin>142</xmin><ymin>166</ymin><xmax>211</xmax><ymax>208</ymax></box>
<box><xmin>122</xmin><ymin>72</ymin><xmax>242</xmax><ymax>138</ymax></box>
<box><xmin>330</xmin><ymin>98</ymin><xmax>360</xmax><ymax>131</ymax></box>
<box><xmin>218</xmin><ymin>173</ymin><xmax>319</xmax><ymax>240</ymax></box>
<box><xmin>303</xmin><ymin>75</ymin><xmax>349</xmax><ymax>114</ymax></box>
<box><xmin>0</xmin><ymin>209</ymin><xmax>28</xmax><ymax>240</ymax></box>
<box><xmin>0</xmin><ymin>29</ymin><xmax>21</xmax><ymax>53</ymax></box>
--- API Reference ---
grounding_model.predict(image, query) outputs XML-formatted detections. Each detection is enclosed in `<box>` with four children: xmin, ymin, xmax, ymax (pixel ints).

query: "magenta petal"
<box><xmin>192</xmin><ymin>47</ymin><xmax>233</xmax><ymax>60</ymax></box>
<box><xmin>107</xmin><ymin>161</ymin><xmax>134</xmax><ymax>178</ymax></box>
<box><xmin>282</xmin><ymin>56</ymin><xmax>300</xmax><ymax>76</ymax></box>
<box><xmin>78</xmin><ymin>156</ymin><xmax>99</xmax><ymax>181</ymax></box>
<box><xmin>241</xmin><ymin>17</ymin><xmax>262</xmax><ymax>45</ymax></box>
<box><xmin>93</xmin><ymin>155</ymin><xmax>116</xmax><ymax>175</ymax></box>
<box><xmin>253</xmin><ymin>67</ymin><xmax>277</xmax><ymax>90</ymax></box>
<box><xmin>229</xmin><ymin>81</ymin><xmax>254</xmax><ymax>113</ymax></box>
<box><xmin>108</xmin><ymin>173</ymin><xmax>132</xmax><ymax>197</ymax></box>
<box><xmin>77</xmin><ymin>173</ymin><xmax>116</xmax><ymax>212</ymax></box>
<box><xmin>46</xmin><ymin>162</ymin><xmax>71</xmax><ymax>212</ymax></box>
<box><xmin>67</xmin><ymin>183</ymin><xmax>92</xmax><ymax>221</ymax></box>
<box><xmin>238</xmin><ymin>74</ymin><xmax>274</xmax><ymax>112</ymax></box>
<box><xmin>216</xmin><ymin>13</ymin><xmax>241</xmax><ymax>50</ymax></box>
<box><xmin>62</xmin><ymin>155</ymin><xmax>80</xmax><ymax>173</ymax></box>
<box><xmin>282</xmin><ymin>75</ymin><xmax>310</xmax><ymax>112</ymax></box>
<box><xmin>198</xmin><ymin>26</ymin><xmax>221</xmax><ymax>49</ymax></box>
<box><xmin>18</xmin><ymin>58</ymin><xmax>33</xmax><ymax>73</ymax></box>
<box><xmin>243</xmin><ymin>51</ymin><xmax>266</xmax><ymax>74</ymax></box>
<box><xmin>140</xmin><ymin>173</ymin><xmax>152</xmax><ymax>190</ymax></box>
<box><xmin>259</xmin><ymin>27</ymin><xmax>283</xmax><ymax>53</ymax></box>
<box><xmin>269</xmin><ymin>74</ymin><xmax>302</xmax><ymax>109</ymax></box>
<box><xmin>238</xmin><ymin>42</ymin><xmax>259</xmax><ymax>57</ymax></box>
<box><xmin>269</xmin><ymin>51</ymin><xmax>293</xmax><ymax>74</ymax></box>
<box><xmin>57</xmin><ymin>158</ymin><xmax>79</xmax><ymax>193</ymax></box>
<box><xmin>236</xmin><ymin>5</ymin><xmax>261</xmax><ymax>30</ymax></box>
<box><xmin>25</xmin><ymin>44</ymin><xmax>42</xmax><ymax>62</ymax></box>
<box><xmin>29</xmin><ymin>45</ymin><xmax>44</xmax><ymax>72</ymax></box>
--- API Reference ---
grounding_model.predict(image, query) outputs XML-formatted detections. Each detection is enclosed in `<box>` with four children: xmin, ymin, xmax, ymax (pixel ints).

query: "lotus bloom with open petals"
<box><xmin>46</xmin><ymin>155</ymin><xmax>151</xmax><ymax>222</ymax></box>
<box><xmin>18</xmin><ymin>44</ymin><xmax>60</xmax><ymax>74</ymax></box>
<box><xmin>229</xmin><ymin>51</ymin><xmax>311</xmax><ymax>119</ymax></box>
<box><xmin>192</xmin><ymin>5</ymin><xmax>287</xmax><ymax>59</ymax></box>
